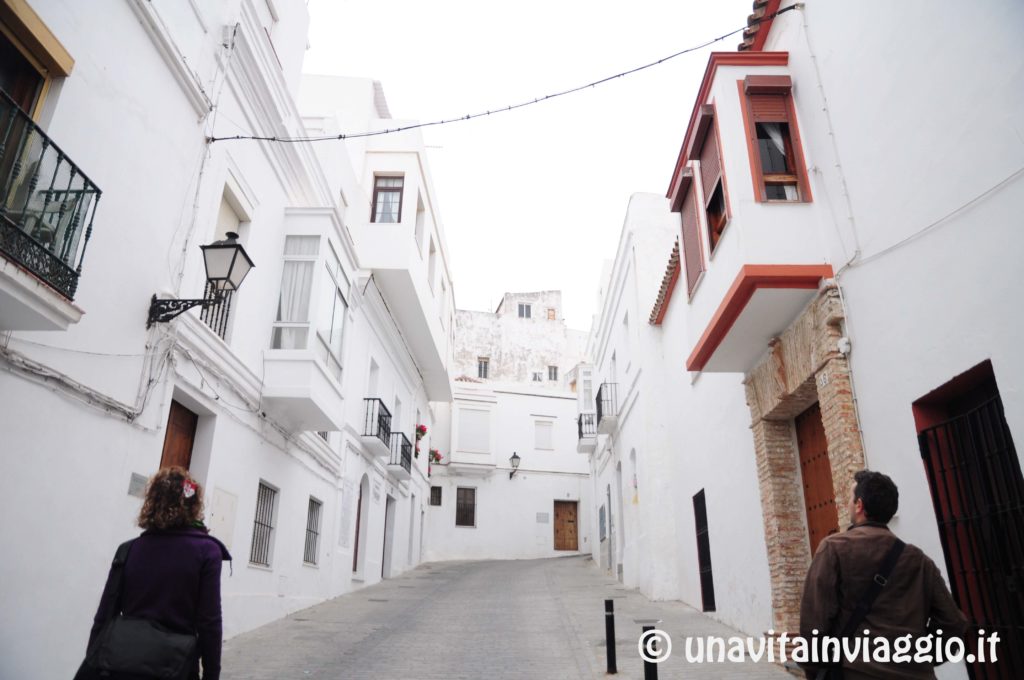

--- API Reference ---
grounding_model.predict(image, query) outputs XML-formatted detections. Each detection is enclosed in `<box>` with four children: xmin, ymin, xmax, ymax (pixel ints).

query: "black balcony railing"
<box><xmin>389</xmin><ymin>432</ymin><xmax>413</xmax><ymax>475</ymax></box>
<box><xmin>0</xmin><ymin>89</ymin><xmax>100</xmax><ymax>300</ymax></box>
<box><xmin>578</xmin><ymin>412</ymin><xmax>597</xmax><ymax>439</ymax></box>
<box><xmin>362</xmin><ymin>398</ymin><xmax>392</xmax><ymax>448</ymax></box>
<box><xmin>596</xmin><ymin>383</ymin><xmax>618</xmax><ymax>424</ymax></box>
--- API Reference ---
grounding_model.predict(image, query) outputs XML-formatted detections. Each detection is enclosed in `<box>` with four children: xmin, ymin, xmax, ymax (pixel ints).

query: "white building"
<box><xmin>0</xmin><ymin>2</ymin><xmax>454</xmax><ymax>678</ymax></box>
<box><xmin>425</xmin><ymin>291</ymin><xmax>593</xmax><ymax>561</ymax></box>
<box><xmin>579</xmin><ymin>1</ymin><xmax>1024</xmax><ymax>678</ymax></box>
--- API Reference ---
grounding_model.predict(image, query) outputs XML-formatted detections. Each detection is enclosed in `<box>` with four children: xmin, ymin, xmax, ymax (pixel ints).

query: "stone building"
<box><xmin>424</xmin><ymin>291</ymin><xmax>592</xmax><ymax>561</ymax></box>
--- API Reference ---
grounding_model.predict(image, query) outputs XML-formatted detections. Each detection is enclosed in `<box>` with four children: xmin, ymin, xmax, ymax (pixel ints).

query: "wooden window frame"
<box><xmin>370</xmin><ymin>175</ymin><xmax>404</xmax><ymax>223</ymax></box>
<box><xmin>738</xmin><ymin>76</ymin><xmax>812</xmax><ymax>203</ymax></box>
<box><xmin>0</xmin><ymin>0</ymin><xmax>74</xmax><ymax>120</ymax></box>
<box><xmin>455</xmin><ymin>487</ymin><xmax>476</xmax><ymax>527</ymax></box>
<box><xmin>688</xmin><ymin>104</ymin><xmax>732</xmax><ymax>256</ymax></box>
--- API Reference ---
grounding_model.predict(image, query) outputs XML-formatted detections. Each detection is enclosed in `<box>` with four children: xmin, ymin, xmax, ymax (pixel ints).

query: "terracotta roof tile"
<box><xmin>738</xmin><ymin>0</ymin><xmax>783</xmax><ymax>51</ymax></box>
<box><xmin>649</xmin><ymin>241</ymin><xmax>681</xmax><ymax>325</ymax></box>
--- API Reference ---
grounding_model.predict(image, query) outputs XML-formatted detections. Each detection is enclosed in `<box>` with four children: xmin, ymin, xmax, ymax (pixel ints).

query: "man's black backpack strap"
<box><xmin>840</xmin><ymin>538</ymin><xmax>906</xmax><ymax>637</ymax></box>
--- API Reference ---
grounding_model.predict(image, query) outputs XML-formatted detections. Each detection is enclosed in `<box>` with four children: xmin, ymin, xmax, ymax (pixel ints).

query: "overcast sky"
<box><xmin>302</xmin><ymin>0</ymin><xmax>755</xmax><ymax>331</ymax></box>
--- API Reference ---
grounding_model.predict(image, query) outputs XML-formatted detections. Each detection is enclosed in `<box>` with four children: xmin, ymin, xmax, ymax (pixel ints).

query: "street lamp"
<box><xmin>509</xmin><ymin>451</ymin><xmax>521</xmax><ymax>479</ymax></box>
<box><xmin>147</xmin><ymin>232</ymin><xmax>255</xmax><ymax>327</ymax></box>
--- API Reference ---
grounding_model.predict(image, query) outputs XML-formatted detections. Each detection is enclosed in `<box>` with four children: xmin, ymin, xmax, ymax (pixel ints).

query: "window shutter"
<box><xmin>699</xmin><ymin>130</ymin><xmax>721</xmax><ymax>205</ymax></box>
<box><xmin>749</xmin><ymin>94</ymin><xmax>789</xmax><ymax>122</ymax></box>
<box><xmin>681</xmin><ymin>188</ymin><xmax>704</xmax><ymax>295</ymax></box>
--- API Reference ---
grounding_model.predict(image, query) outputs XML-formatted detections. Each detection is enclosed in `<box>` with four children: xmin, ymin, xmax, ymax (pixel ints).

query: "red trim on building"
<box><xmin>667</xmin><ymin>52</ymin><xmax>789</xmax><ymax>207</ymax></box>
<box><xmin>685</xmin><ymin>264</ymin><xmax>834</xmax><ymax>372</ymax></box>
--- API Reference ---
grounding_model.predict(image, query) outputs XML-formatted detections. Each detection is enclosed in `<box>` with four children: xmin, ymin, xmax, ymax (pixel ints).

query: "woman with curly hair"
<box><xmin>79</xmin><ymin>467</ymin><xmax>231</xmax><ymax>680</ymax></box>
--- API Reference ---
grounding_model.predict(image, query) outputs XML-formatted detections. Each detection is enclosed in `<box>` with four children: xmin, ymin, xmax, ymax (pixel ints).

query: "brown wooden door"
<box><xmin>160</xmin><ymin>400</ymin><xmax>198</xmax><ymax>470</ymax></box>
<box><xmin>796</xmin><ymin>403</ymin><xmax>838</xmax><ymax>555</ymax></box>
<box><xmin>554</xmin><ymin>501</ymin><xmax>578</xmax><ymax>551</ymax></box>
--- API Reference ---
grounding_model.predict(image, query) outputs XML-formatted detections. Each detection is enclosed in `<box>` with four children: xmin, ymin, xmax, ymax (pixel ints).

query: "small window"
<box><xmin>535</xmin><ymin>421</ymin><xmax>554</xmax><ymax>450</ymax></box>
<box><xmin>371</xmin><ymin>176</ymin><xmax>404</xmax><ymax>223</ymax></box>
<box><xmin>546</xmin><ymin>308</ymin><xmax>556</xmax><ymax>320</ymax></box>
<box><xmin>430</xmin><ymin>486</ymin><xmax>442</xmax><ymax>506</ymax></box>
<box><xmin>548</xmin><ymin>366</ymin><xmax>558</xmax><ymax>381</ymax></box>
<box><xmin>478</xmin><ymin>357</ymin><xmax>489</xmax><ymax>379</ymax></box>
<box><xmin>249</xmin><ymin>482</ymin><xmax>278</xmax><ymax>566</ymax></box>
<box><xmin>742</xmin><ymin>76</ymin><xmax>811</xmax><ymax>203</ymax></box>
<box><xmin>304</xmin><ymin>497</ymin><xmax>322</xmax><ymax>565</ymax></box>
<box><xmin>706</xmin><ymin>182</ymin><xmax>727</xmax><ymax>251</ymax></box>
<box><xmin>272</xmin><ymin>236</ymin><xmax>319</xmax><ymax>350</ymax></box>
<box><xmin>316</xmin><ymin>431</ymin><xmax>329</xmax><ymax>442</ymax></box>
<box><xmin>518</xmin><ymin>303</ymin><xmax>532</xmax><ymax>319</ymax></box>
<box><xmin>456</xmin><ymin>487</ymin><xmax>476</xmax><ymax>527</ymax></box>
<box><xmin>532</xmin><ymin>372</ymin><xmax>543</xmax><ymax>382</ymax></box>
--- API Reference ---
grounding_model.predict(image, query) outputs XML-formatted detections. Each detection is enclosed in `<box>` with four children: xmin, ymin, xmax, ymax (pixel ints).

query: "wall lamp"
<box><xmin>147</xmin><ymin>232</ymin><xmax>254</xmax><ymax>328</ymax></box>
<box><xmin>509</xmin><ymin>451</ymin><xmax>521</xmax><ymax>479</ymax></box>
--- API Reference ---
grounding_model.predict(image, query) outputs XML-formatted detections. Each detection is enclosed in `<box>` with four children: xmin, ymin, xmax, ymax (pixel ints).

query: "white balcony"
<box><xmin>577</xmin><ymin>412</ymin><xmax>597</xmax><ymax>454</ymax></box>
<box><xmin>596</xmin><ymin>384</ymin><xmax>618</xmax><ymax>435</ymax></box>
<box><xmin>350</xmin><ymin>219</ymin><xmax>451</xmax><ymax>401</ymax></box>
<box><xmin>261</xmin><ymin>349</ymin><xmax>345</xmax><ymax>431</ymax></box>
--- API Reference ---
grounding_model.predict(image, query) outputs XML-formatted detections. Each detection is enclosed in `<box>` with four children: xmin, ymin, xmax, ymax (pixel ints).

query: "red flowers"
<box><xmin>429</xmin><ymin>449</ymin><xmax>442</xmax><ymax>464</ymax></box>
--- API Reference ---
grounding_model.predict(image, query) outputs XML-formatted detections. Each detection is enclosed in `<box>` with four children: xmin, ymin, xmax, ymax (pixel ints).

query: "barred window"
<box><xmin>249</xmin><ymin>482</ymin><xmax>278</xmax><ymax>566</ymax></box>
<box><xmin>456</xmin><ymin>487</ymin><xmax>476</xmax><ymax>527</ymax></box>
<box><xmin>430</xmin><ymin>486</ymin><xmax>442</xmax><ymax>506</ymax></box>
<box><xmin>304</xmin><ymin>497</ymin><xmax>322</xmax><ymax>565</ymax></box>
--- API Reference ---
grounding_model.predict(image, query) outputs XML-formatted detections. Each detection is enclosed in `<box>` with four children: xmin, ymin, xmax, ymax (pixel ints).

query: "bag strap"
<box><xmin>839</xmin><ymin>538</ymin><xmax>906</xmax><ymax>637</ymax></box>
<box><xmin>98</xmin><ymin>539</ymin><xmax>136</xmax><ymax>624</ymax></box>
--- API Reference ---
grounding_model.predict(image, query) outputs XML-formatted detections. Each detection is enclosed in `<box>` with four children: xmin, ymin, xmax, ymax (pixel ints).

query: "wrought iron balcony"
<box><xmin>362</xmin><ymin>398</ymin><xmax>393</xmax><ymax>456</ymax></box>
<box><xmin>596</xmin><ymin>383</ymin><xmax>619</xmax><ymax>434</ymax></box>
<box><xmin>577</xmin><ymin>411</ymin><xmax>597</xmax><ymax>454</ymax></box>
<box><xmin>0</xmin><ymin>89</ymin><xmax>100</xmax><ymax>300</ymax></box>
<box><xmin>388</xmin><ymin>432</ymin><xmax>413</xmax><ymax>480</ymax></box>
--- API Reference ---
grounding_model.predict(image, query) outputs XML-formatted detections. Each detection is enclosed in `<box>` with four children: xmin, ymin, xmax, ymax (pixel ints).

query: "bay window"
<box><xmin>272</xmin><ymin>236</ymin><xmax>318</xmax><ymax>349</ymax></box>
<box><xmin>740</xmin><ymin>75</ymin><xmax>811</xmax><ymax>203</ymax></box>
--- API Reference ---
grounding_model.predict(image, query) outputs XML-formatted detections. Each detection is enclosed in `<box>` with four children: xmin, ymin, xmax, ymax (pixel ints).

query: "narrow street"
<box><xmin>221</xmin><ymin>556</ymin><xmax>790</xmax><ymax>679</ymax></box>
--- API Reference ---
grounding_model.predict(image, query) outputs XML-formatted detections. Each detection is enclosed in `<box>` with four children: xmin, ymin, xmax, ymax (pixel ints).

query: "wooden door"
<box><xmin>796</xmin><ymin>402</ymin><xmax>838</xmax><ymax>555</ymax></box>
<box><xmin>160</xmin><ymin>400</ymin><xmax>198</xmax><ymax>470</ymax></box>
<box><xmin>554</xmin><ymin>501</ymin><xmax>578</xmax><ymax>551</ymax></box>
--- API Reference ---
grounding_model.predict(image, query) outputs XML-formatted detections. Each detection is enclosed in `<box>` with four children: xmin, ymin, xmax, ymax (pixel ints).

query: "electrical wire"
<box><xmin>208</xmin><ymin>5</ymin><xmax>798</xmax><ymax>145</ymax></box>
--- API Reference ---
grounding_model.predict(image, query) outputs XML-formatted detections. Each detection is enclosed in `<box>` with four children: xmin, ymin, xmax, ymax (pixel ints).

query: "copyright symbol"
<box><xmin>639</xmin><ymin>629</ymin><xmax>672</xmax><ymax>663</ymax></box>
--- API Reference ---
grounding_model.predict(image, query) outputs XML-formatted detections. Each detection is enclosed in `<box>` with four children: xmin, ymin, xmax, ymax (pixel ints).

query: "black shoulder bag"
<box><xmin>814</xmin><ymin>538</ymin><xmax>906</xmax><ymax>680</ymax></box>
<box><xmin>74</xmin><ymin>539</ymin><xmax>198</xmax><ymax>680</ymax></box>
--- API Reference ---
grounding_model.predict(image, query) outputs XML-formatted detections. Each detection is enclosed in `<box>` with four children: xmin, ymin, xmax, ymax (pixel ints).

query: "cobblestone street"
<box><xmin>221</xmin><ymin>556</ymin><xmax>791</xmax><ymax>679</ymax></box>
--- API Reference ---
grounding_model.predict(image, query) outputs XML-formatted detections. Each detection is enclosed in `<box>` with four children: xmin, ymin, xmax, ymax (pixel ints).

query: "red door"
<box><xmin>796</xmin><ymin>403</ymin><xmax>838</xmax><ymax>555</ymax></box>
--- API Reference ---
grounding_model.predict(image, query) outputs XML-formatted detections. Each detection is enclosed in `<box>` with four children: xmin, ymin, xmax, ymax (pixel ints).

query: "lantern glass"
<box><xmin>200</xmin><ymin>232</ymin><xmax>254</xmax><ymax>292</ymax></box>
<box><xmin>509</xmin><ymin>452</ymin><xmax>521</xmax><ymax>469</ymax></box>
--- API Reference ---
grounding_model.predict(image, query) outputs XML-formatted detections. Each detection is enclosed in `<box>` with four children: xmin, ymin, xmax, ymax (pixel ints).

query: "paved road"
<box><xmin>221</xmin><ymin>555</ymin><xmax>791</xmax><ymax>679</ymax></box>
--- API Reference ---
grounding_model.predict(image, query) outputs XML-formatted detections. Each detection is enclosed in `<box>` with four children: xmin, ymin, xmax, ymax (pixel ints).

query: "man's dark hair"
<box><xmin>853</xmin><ymin>470</ymin><xmax>899</xmax><ymax>523</ymax></box>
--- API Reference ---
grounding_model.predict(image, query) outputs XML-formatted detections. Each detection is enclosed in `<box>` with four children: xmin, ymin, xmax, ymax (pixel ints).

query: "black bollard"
<box><xmin>642</xmin><ymin>625</ymin><xmax>658</xmax><ymax>680</ymax></box>
<box><xmin>604</xmin><ymin>599</ymin><xmax>617</xmax><ymax>674</ymax></box>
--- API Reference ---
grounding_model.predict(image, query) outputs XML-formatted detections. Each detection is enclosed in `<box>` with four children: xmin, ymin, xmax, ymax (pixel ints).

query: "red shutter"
<box><xmin>749</xmin><ymin>93</ymin><xmax>789</xmax><ymax>122</ymax></box>
<box><xmin>681</xmin><ymin>188</ymin><xmax>704</xmax><ymax>295</ymax></box>
<box><xmin>699</xmin><ymin>128</ymin><xmax>721</xmax><ymax>204</ymax></box>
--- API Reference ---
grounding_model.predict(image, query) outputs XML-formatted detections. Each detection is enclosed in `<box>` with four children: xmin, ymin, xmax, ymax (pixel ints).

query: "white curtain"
<box><xmin>273</xmin><ymin>236</ymin><xmax>318</xmax><ymax>349</ymax></box>
<box><xmin>762</xmin><ymin>124</ymin><xmax>798</xmax><ymax>200</ymax></box>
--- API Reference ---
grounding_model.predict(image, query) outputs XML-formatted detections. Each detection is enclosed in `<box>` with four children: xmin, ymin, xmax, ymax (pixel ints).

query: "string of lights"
<box><xmin>208</xmin><ymin>5</ymin><xmax>797</xmax><ymax>145</ymax></box>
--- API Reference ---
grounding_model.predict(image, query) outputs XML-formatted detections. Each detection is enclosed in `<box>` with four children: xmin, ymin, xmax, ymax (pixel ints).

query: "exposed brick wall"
<box><xmin>744</xmin><ymin>283</ymin><xmax>866</xmax><ymax>633</ymax></box>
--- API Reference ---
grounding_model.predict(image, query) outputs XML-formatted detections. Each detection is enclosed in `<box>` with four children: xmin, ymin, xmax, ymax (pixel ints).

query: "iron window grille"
<box><xmin>249</xmin><ymin>482</ymin><xmax>277</xmax><ymax>566</ymax></box>
<box><xmin>303</xmin><ymin>497</ymin><xmax>322</xmax><ymax>565</ymax></box>
<box><xmin>430</xmin><ymin>486</ymin><xmax>442</xmax><ymax>506</ymax></box>
<box><xmin>455</xmin><ymin>487</ymin><xmax>476</xmax><ymax>527</ymax></box>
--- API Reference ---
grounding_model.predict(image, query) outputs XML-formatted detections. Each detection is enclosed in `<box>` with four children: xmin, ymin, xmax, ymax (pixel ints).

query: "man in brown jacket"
<box><xmin>799</xmin><ymin>470</ymin><xmax>969</xmax><ymax>679</ymax></box>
